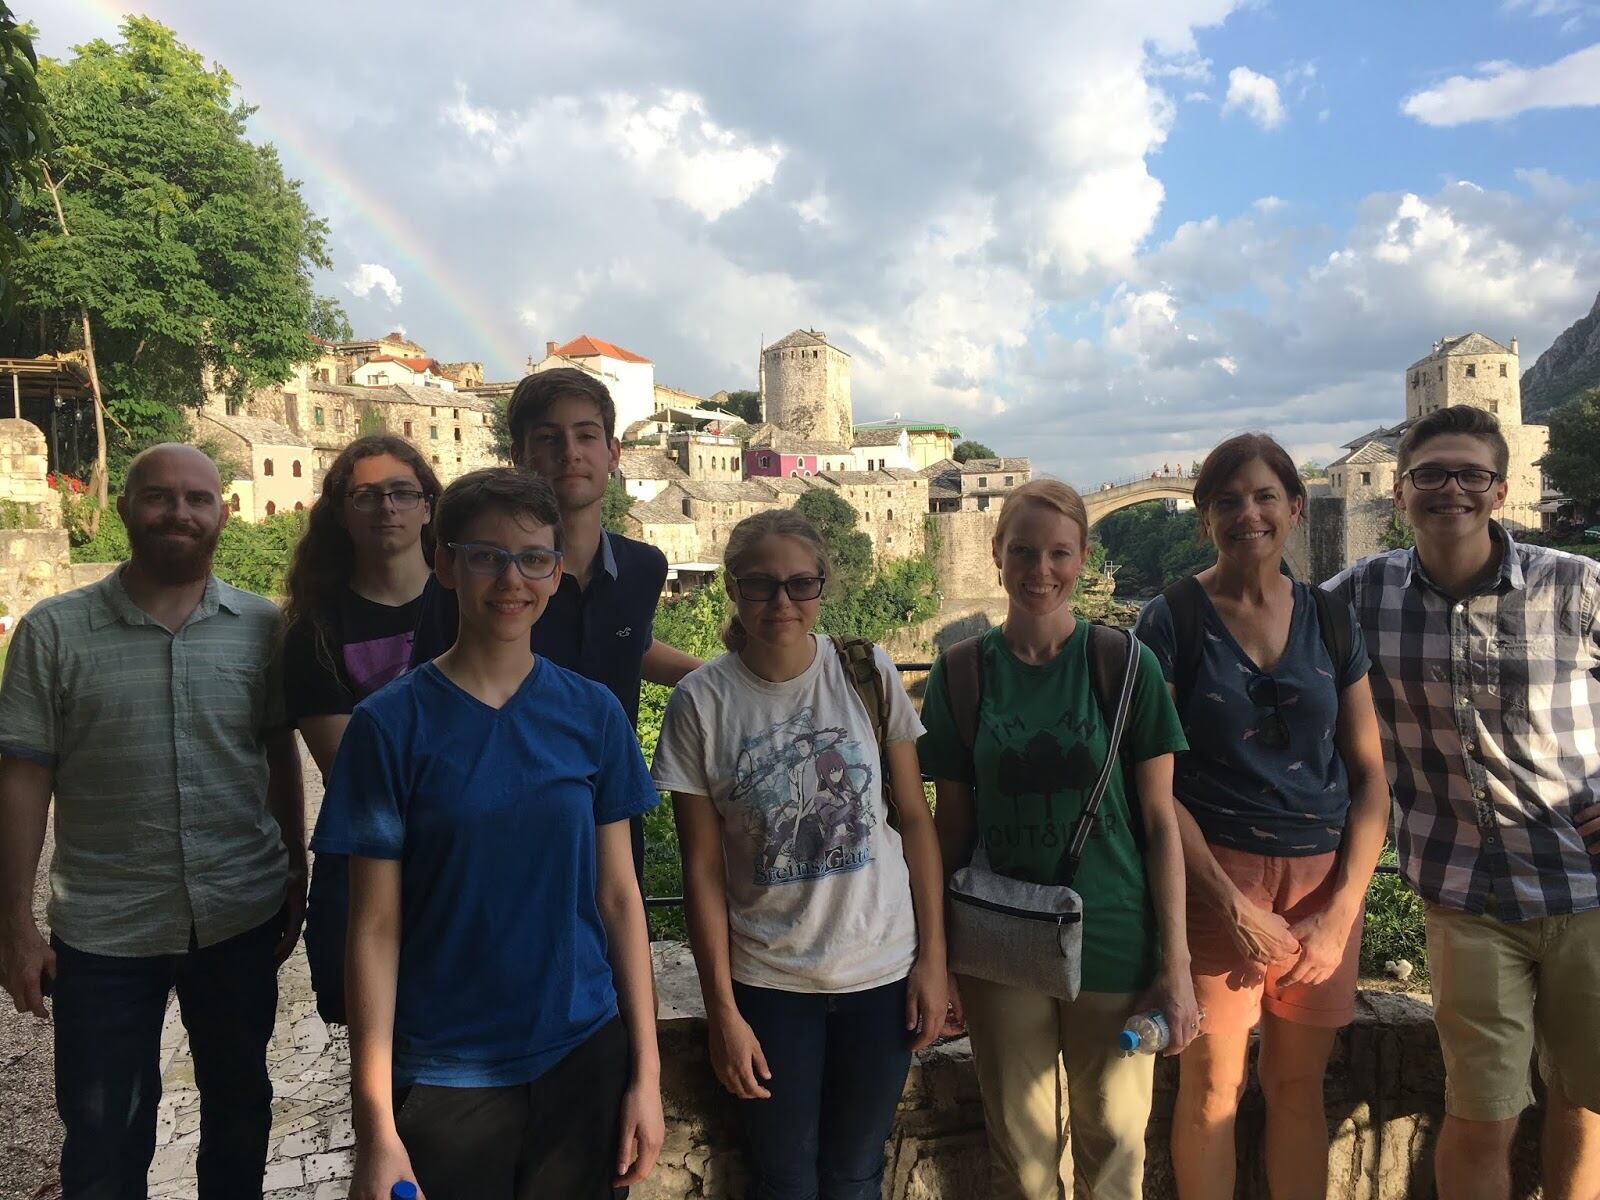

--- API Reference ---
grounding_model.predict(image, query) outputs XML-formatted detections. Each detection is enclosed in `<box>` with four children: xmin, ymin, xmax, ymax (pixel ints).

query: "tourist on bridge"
<box><xmin>0</xmin><ymin>444</ymin><xmax>306</xmax><ymax>1199</ymax></box>
<box><xmin>1137</xmin><ymin>433</ymin><xmax>1388</xmax><ymax>1200</ymax></box>
<box><xmin>277</xmin><ymin>435</ymin><xmax>442</xmax><ymax>1026</ymax></box>
<box><xmin>920</xmin><ymin>479</ymin><xmax>1200</xmax><ymax>1200</ymax></box>
<box><xmin>652</xmin><ymin>509</ymin><xmax>949</xmax><ymax>1200</ymax></box>
<box><xmin>1325</xmin><ymin>406</ymin><xmax>1600</xmax><ymax>1200</ymax></box>
<box><xmin>320</xmin><ymin>469</ymin><xmax>663</xmax><ymax>1199</ymax></box>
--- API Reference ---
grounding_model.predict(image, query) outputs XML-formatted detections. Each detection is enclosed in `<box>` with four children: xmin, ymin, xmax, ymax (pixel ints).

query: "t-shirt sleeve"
<box><xmin>0</xmin><ymin>615</ymin><xmax>58</xmax><ymax>764</ymax></box>
<box><xmin>311</xmin><ymin>707</ymin><xmax>408</xmax><ymax>860</ymax></box>
<box><xmin>1124</xmin><ymin>642</ymin><xmax>1188</xmax><ymax>764</ymax></box>
<box><xmin>281</xmin><ymin>618</ymin><xmax>356</xmax><ymax>725</ymax></box>
<box><xmin>649</xmin><ymin>685</ymin><xmax>712</xmax><ymax>796</ymax></box>
<box><xmin>916</xmin><ymin>654</ymin><xmax>974</xmax><ymax>785</ymax></box>
<box><xmin>594</xmin><ymin>693</ymin><xmax>660</xmax><ymax>825</ymax></box>
<box><xmin>1336</xmin><ymin>597</ymin><xmax>1371</xmax><ymax>689</ymax></box>
<box><xmin>873</xmin><ymin>645</ymin><xmax>925</xmax><ymax>743</ymax></box>
<box><xmin>1134</xmin><ymin>595</ymin><xmax>1178</xmax><ymax>683</ymax></box>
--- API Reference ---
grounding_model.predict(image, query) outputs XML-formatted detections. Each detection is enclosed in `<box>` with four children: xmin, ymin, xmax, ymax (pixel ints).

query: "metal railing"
<box><xmin>643</xmin><ymin>659</ymin><xmax>1398</xmax><ymax>917</ymax></box>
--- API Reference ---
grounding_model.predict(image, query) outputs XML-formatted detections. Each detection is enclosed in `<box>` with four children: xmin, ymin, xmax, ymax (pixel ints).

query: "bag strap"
<box><xmin>1308</xmin><ymin>584</ymin><xmax>1353</xmax><ymax>681</ymax></box>
<box><xmin>1160</xmin><ymin>575</ymin><xmax>1206</xmax><ymax>713</ymax></box>
<box><xmin>830</xmin><ymin>635</ymin><xmax>897</xmax><ymax>822</ymax></box>
<box><xmin>1061</xmin><ymin>626</ymin><xmax>1141</xmax><ymax>886</ymax></box>
<box><xmin>942</xmin><ymin>635</ymin><xmax>985</xmax><ymax>761</ymax></box>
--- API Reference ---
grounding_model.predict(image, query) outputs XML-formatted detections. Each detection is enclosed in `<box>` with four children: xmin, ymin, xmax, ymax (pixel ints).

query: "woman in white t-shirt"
<box><xmin>651</xmin><ymin>509</ymin><xmax>949</xmax><ymax>1200</ymax></box>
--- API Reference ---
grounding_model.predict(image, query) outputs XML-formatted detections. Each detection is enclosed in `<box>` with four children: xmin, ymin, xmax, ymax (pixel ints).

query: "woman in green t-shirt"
<box><xmin>918</xmin><ymin>479</ymin><xmax>1200</xmax><ymax>1200</ymax></box>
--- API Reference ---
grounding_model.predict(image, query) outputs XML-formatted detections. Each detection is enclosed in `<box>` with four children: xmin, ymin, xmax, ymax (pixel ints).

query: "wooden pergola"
<box><xmin>0</xmin><ymin>356</ymin><xmax>95</xmax><ymax>476</ymax></box>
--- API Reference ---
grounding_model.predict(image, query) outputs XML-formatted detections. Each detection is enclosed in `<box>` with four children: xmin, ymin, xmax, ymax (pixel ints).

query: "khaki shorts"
<box><xmin>1426</xmin><ymin>902</ymin><xmax>1600</xmax><ymax>1121</ymax></box>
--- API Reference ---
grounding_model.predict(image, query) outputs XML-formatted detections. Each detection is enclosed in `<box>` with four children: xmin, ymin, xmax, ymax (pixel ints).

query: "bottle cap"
<box><xmin>1116</xmin><ymin>1029</ymin><xmax>1140</xmax><ymax>1054</ymax></box>
<box><xmin>391</xmin><ymin>1183</ymin><xmax>419</xmax><ymax>1200</ymax></box>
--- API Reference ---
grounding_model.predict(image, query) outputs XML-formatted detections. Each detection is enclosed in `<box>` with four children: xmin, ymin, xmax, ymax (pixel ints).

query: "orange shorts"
<box><xmin>1186</xmin><ymin>844</ymin><xmax>1362</xmax><ymax>1033</ymax></box>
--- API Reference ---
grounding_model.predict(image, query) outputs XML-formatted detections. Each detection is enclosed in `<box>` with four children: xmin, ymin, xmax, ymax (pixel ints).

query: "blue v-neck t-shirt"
<box><xmin>311</xmin><ymin>659</ymin><xmax>659</xmax><ymax>1087</ymax></box>
<box><xmin>1137</xmin><ymin>582</ymin><xmax>1369</xmax><ymax>856</ymax></box>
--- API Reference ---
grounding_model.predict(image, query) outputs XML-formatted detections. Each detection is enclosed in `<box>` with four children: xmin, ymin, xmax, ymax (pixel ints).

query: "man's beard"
<box><xmin>126</xmin><ymin>520</ymin><xmax>222</xmax><ymax>585</ymax></box>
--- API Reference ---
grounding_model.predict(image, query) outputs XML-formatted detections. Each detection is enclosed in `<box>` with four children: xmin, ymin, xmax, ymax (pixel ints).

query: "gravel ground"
<box><xmin>0</xmin><ymin>820</ymin><xmax>61</xmax><ymax>1200</ymax></box>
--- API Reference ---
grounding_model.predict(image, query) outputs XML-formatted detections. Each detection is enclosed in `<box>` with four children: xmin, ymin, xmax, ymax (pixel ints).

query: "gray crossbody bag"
<box><xmin>941</xmin><ymin>625</ymin><xmax>1140</xmax><ymax>1000</ymax></box>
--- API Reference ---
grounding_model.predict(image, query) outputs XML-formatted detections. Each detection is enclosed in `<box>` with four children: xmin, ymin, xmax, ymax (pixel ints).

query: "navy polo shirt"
<box><xmin>411</xmin><ymin>531</ymin><xmax>668</xmax><ymax>727</ymax></box>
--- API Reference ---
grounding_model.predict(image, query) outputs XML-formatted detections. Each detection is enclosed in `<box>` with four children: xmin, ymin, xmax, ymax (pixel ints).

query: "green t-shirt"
<box><xmin>918</xmin><ymin>623</ymin><xmax>1188</xmax><ymax>993</ymax></box>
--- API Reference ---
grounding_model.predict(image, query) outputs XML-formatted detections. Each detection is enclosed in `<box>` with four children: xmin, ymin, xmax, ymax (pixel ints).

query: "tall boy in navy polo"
<box><xmin>412</xmin><ymin>368</ymin><xmax>700</xmax><ymax>876</ymax></box>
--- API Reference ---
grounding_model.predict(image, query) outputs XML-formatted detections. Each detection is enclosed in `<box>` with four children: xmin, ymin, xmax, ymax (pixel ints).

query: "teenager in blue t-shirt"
<box><xmin>314</xmin><ymin>468</ymin><xmax>664</xmax><ymax>1200</ymax></box>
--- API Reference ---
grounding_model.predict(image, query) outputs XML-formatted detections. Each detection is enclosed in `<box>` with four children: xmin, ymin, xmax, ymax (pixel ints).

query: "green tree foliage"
<box><xmin>9</xmin><ymin>18</ymin><xmax>330</xmax><ymax>461</ymax></box>
<box><xmin>713</xmin><ymin>390</ymin><xmax>761</xmax><ymax>424</ymax></box>
<box><xmin>0</xmin><ymin>6</ymin><xmax>50</xmax><ymax>314</ymax></box>
<box><xmin>1541</xmin><ymin>390</ymin><xmax>1600</xmax><ymax>506</ymax></box>
<box><xmin>70</xmin><ymin>508</ymin><xmax>306</xmax><ymax>596</ymax></box>
<box><xmin>953</xmin><ymin>440</ymin><xmax>997</xmax><ymax>464</ymax></box>
<box><xmin>601</xmin><ymin>476</ymin><xmax>633</xmax><ymax>533</ymax></box>
<box><xmin>489</xmin><ymin>393</ymin><xmax>513</xmax><ymax>460</ymax></box>
<box><xmin>1094</xmin><ymin>501</ymin><xmax>1216</xmax><ymax>593</ymax></box>
<box><xmin>793</xmin><ymin>488</ymin><xmax>873</xmax><ymax>592</ymax></box>
<box><xmin>358</xmin><ymin>405</ymin><xmax>386</xmax><ymax>436</ymax></box>
<box><xmin>309</xmin><ymin>294</ymin><xmax>353</xmax><ymax>343</ymax></box>
<box><xmin>1379</xmin><ymin>511</ymin><xmax>1414</xmax><ymax>551</ymax></box>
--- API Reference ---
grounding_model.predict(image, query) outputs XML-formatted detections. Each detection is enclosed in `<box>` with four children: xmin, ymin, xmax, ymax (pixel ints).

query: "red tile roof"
<box><xmin>553</xmin><ymin>335</ymin><xmax>652</xmax><ymax>364</ymax></box>
<box><xmin>366</xmin><ymin>355</ymin><xmax>438</xmax><ymax>372</ymax></box>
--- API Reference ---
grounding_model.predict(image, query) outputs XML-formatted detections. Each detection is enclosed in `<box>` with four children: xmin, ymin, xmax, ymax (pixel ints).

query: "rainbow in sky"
<box><xmin>68</xmin><ymin>0</ymin><xmax>530</xmax><ymax>378</ymax></box>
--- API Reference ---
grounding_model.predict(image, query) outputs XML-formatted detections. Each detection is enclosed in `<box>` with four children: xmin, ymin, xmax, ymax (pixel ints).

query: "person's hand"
<box><xmin>275</xmin><ymin>861</ymin><xmax>309</xmax><ymax>966</ymax></box>
<box><xmin>940</xmin><ymin>973</ymin><xmax>966</xmax><ymax>1038</ymax></box>
<box><xmin>348</xmin><ymin>1132</ymin><xmax>422</xmax><ymax>1200</ymax></box>
<box><xmin>1225</xmin><ymin>894</ymin><xmax>1300</xmax><ymax>966</ymax></box>
<box><xmin>1277</xmin><ymin>903</ymin><xmax>1357</xmax><ymax>991</ymax></box>
<box><xmin>0</xmin><ymin>919</ymin><xmax>55</xmax><ymax>1018</ymax></box>
<box><xmin>1577</xmin><ymin>803</ymin><xmax>1600</xmax><ymax>861</ymax></box>
<box><xmin>905</xmin><ymin>955</ymin><xmax>949</xmax><ymax>1052</ymax></box>
<box><xmin>1137</xmin><ymin>966</ymin><xmax>1203</xmax><ymax>1056</ymax></box>
<box><xmin>708</xmin><ymin>1008</ymin><xmax>772</xmax><ymax>1099</ymax></box>
<box><xmin>614</xmin><ymin>1078</ymin><xmax>665</xmax><ymax>1186</ymax></box>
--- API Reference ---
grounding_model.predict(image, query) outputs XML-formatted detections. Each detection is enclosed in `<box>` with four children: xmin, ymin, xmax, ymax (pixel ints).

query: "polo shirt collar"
<box><xmin>1403</xmin><ymin>519</ymin><xmax>1522</xmax><ymax>595</ymax></box>
<box><xmin>88</xmin><ymin>565</ymin><xmax>233</xmax><ymax>630</ymax></box>
<box><xmin>597</xmin><ymin>531</ymin><xmax>619</xmax><ymax>581</ymax></box>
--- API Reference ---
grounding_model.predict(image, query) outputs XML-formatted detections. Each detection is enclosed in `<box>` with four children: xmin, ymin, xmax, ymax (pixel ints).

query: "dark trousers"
<box><xmin>732</xmin><ymin>976</ymin><xmax>914</xmax><ymax>1200</ymax></box>
<box><xmin>395</xmin><ymin>1016</ymin><xmax>630</xmax><ymax>1200</ymax></box>
<box><xmin>52</xmin><ymin>917</ymin><xmax>279</xmax><ymax>1200</ymax></box>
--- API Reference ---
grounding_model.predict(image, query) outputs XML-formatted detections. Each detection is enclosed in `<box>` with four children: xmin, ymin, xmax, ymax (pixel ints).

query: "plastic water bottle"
<box><xmin>391</xmin><ymin>1183</ymin><xmax>418</xmax><ymax>1200</ymax></box>
<box><xmin>1116</xmin><ymin>1011</ymin><xmax>1170</xmax><ymax>1056</ymax></box>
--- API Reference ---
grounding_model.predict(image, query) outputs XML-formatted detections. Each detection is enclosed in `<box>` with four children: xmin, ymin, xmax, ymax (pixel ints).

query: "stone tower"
<box><xmin>1404</xmin><ymin>332</ymin><xmax>1522</xmax><ymax>423</ymax></box>
<box><xmin>760</xmin><ymin>330</ymin><xmax>853</xmax><ymax>446</ymax></box>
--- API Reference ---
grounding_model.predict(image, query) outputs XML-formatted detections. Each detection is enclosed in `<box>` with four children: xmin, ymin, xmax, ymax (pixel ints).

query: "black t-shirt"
<box><xmin>283</xmin><ymin>580</ymin><xmax>438</xmax><ymax>724</ymax></box>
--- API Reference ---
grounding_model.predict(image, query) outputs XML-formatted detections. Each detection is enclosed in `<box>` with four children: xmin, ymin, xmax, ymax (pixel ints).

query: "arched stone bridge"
<box><xmin>1082</xmin><ymin>474</ymin><xmax>1196</xmax><ymax>527</ymax></box>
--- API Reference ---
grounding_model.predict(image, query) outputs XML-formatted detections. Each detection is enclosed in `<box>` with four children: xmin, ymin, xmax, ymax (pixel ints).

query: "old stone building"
<box><xmin>740</xmin><ymin>424</ymin><xmax>855</xmax><ymax>475</ymax></box>
<box><xmin>759</xmin><ymin>330</ymin><xmax>854</xmax><ymax>447</ymax></box>
<box><xmin>668</xmin><ymin>431</ymin><xmax>743</xmax><ymax>482</ymax></box>
<box><xmin>854</xmin><ymin>420</ymin><xmax>963</xmax><ymax>471</ymax></box>
<box><xmin>923</xmin><ymin>457</ymin><xmax>1033</xmax><ymax>512</ymax></box>
<box><xmin>617</xmin><ymin>447</ymin><xmax>687</xmax><ymax>502</ymax></box>
<box><xmin>849</xmin><ymin>426</ymin><xmax>915</xmax><ymax>473</ymax></box>
<box><xmin>195</xmin><ymin>412</ymin><xmax>316</xmax><ymax>520</ymax></box>
<box><xmin>810</xmin><ymin>470</ymin><xmax>928</xmax><ymax>560</ymax></box>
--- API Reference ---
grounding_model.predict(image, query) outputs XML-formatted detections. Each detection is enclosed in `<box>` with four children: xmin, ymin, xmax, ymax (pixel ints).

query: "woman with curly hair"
<box><xmin>279</xmin><ymin>434</ymin><xmax>441</xmax><ymax>1024</ymax></box>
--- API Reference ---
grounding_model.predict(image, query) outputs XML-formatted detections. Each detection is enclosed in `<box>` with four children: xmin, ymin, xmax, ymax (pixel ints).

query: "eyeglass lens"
<box><xmin>349</xmin><ymin>488</ymin><xmax>425</xmax><ymax>511</ymax></box>
<box><xmin>737</xmin><ymin>576</ymin><xmax>825</xmax><ymax>602</ymax></box>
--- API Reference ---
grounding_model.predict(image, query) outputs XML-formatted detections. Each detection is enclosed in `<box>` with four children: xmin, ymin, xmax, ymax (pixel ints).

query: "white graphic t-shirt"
<box><xmin>651</xmin><ymin>636</ymin><xmax>924</xmax><ymax>993</ymax></box>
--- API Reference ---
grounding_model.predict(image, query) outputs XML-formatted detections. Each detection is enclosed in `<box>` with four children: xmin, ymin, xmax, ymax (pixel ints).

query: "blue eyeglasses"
<box><xmin>447</xmin><ymin>542</ymin><xmax>563</xmax><ymax>581</ymax></box>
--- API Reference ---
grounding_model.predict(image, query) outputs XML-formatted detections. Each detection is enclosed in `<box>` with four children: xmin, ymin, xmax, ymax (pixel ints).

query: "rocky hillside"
<box><xmin>1521</xmin><ymin>290</ymin><xmax>1600</xmax><ymax>421</ymax></box>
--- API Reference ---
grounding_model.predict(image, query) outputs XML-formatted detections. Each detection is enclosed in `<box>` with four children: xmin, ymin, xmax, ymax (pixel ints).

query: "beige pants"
<box><xmin>959</xmin><ymin>976</ymin><xmax>1154</xmax><ymax>1200</ymax></box>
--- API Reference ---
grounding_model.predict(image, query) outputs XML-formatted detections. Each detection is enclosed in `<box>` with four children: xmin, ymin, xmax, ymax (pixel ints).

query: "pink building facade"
<box><xmin>744</xmin><ymin>448</ymin><xmax>817</xmax><ymax>478</ymax></box>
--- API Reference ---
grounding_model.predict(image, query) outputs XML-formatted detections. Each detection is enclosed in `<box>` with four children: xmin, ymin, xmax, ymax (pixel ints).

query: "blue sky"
<box><xmin>29</xmin><ymin>0</ymin><xmax>1600</xmax><ymax>482</ymax></box>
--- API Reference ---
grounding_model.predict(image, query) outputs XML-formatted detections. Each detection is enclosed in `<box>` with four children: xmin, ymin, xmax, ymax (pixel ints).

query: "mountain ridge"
<box><xmin>1521</xmin><ymin>290</ymin><xmax>1600</xmax><ymax>421</ymax></box>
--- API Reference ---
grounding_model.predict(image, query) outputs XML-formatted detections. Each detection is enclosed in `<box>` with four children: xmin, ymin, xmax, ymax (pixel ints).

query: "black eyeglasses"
<box><xmin>733</xmin><ymin>575</ymin><xmax>826</xmax><ymax>602</ymax></box>
<box><xmin>447</xmin><ymin>542</ymin><xmax>563</xmax><ymax>581</ymax></box>
<box><xmin>347</xmin><ymin>487</ymin><xmax>427</xmax><ymax>512</ymax></box>
<box><xmin>1245</xmin><ymin>675</ymin><xmax>1293</xmax><ymax>750</ymax></box>
<box><xmin>1402</xmin><ymin>467</ymin><xmax>1501</xmax><ymax>494</ymax></box>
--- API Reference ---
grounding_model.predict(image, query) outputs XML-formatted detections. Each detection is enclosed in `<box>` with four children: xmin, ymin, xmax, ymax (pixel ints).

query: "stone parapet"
<box><xmin>640</xmin><ymin>945</ymin><xmax>1544</xmax><ymax>1200</ymax></box>
<box><xmin>0</xmin><ymin>528</ymin><xmax>72</xmax><ymax>622</ymax></box>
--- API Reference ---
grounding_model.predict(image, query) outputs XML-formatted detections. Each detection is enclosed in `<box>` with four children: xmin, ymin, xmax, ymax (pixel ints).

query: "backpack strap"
<box><xmin>830</xmin><ymin>635</ymin><xmax>897</xmax><ymax>823</ymax></box>
<box><xmin>1308</xmin><ymin>584</ymin><xmax>1353</xmax><ymax>682</ymax></box>
<box><xmin>1062</xmin><ymin>625</ymin><xmax>1141</xmax><ymax>886</ymax></box>
<box><xmin>1160</xmin><ymin>575</ymin><xmax>1207</xmax><ymax>713</ymax></box>
<box><xmin>942</xmin><ymin>635</ymin><xmax>985</xmax><ymax>760</ymax></box>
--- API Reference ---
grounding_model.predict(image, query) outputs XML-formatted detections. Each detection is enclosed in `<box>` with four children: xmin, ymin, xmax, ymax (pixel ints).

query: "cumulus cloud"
<box><xmin>1401</xmin><ymin>43</ymin><xmax>1600</xmax><ymax>125</ymax></box>
<box><xmin>344</xmin><ymin>263</ymin><xmax>402</xmax><ymax>307</ymax></box>
<box><xmin>1222</xmin><ymin>66</ymin><xmax>1286</xmax><ymax>129</ymax></box>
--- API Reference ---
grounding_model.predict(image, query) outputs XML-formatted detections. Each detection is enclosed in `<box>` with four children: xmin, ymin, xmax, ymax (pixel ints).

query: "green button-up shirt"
<box><xmin>0</xmin><ymin>567</ymin><xmax>289</xmax><ymax>956</ymax></box>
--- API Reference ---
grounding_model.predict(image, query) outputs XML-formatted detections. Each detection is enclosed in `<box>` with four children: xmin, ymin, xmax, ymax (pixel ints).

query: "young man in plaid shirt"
<box><xmin>1324</xmin><ymin>406</ymin><xmax>1600</xmax><ymax>1200</ymax></box>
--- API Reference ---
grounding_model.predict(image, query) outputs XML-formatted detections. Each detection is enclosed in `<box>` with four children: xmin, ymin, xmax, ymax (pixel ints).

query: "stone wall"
<box><xmin>927</xmin><ymin>510</ymin><xmax>1004</xmax><ymax>604</ymax></box>
<box><xmin>1305</xmin><ymin>494</ymin><xmax>1349</xmax><ymax>588</ymax></box>
<box><xmin>641</xmin><ymin>945</ymin><xmax>1545</xmax><ymax>1200</ymax></box>
<box><xmin>0</xmin><ymin>528</ymin><xmax>72</xmax><ymax>622</ymax></box>
<box><xmin>0</xmin><ymin>418</ymin><xmax>61</xmax><ymax>528</ymax></box>
<box><xmin>762</xmin><ymin>341</ymin><xmax>854</xmax><ymax>447</ymax></box>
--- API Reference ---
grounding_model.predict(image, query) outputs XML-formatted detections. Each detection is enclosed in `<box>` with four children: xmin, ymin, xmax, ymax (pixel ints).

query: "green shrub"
<box><xmin>1360</xmin><ymin>842</ymin><xmax>1428</xmax><ymax>983</ymax></box>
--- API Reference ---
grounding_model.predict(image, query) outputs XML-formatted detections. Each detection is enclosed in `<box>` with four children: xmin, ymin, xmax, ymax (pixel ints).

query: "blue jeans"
<box><xmin>732</xmin><ymin>976</ymin><xmax>913</xmax><ymax>1200</ymax></box>
<box><xmin>52</xmin><ymin>916</ymin><xmax>279</xmax><ymax>1200</ymax></box>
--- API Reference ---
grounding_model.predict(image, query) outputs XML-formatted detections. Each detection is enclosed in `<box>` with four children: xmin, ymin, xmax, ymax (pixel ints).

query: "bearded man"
<box><xmin>0</xmin><ymin>443</ymin><xmax>306</xmax><ymax>1200</ymax></box>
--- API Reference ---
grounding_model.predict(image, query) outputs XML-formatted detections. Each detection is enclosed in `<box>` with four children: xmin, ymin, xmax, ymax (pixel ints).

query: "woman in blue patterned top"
<box><xmin>1135</xmin><ymin>433</ymin><xmax>1390</xmax><ymax>1200</ymax></box>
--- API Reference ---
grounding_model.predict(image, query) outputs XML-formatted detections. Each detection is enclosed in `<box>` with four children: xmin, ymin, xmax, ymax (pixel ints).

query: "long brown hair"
<box><xmin>720</xmin><ymin>509</ymin><xmax>832</xmax><ymax>652</ymax></box>
<box><xmin>282</xmin><ymin>435</ymin><xmax>442</xmax><ymax>669</ymax></box>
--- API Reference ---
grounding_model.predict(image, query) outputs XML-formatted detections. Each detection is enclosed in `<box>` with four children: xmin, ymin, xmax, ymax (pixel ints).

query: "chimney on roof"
<box><xmin>545</xmin><ymin>341</ymin><xmax>557</xmax><ymax>358</ymax></box>
<box><xmin>1510</xmin><ymin>336</ymin><xmax>1518</xmax><ymax>355</ymax></box>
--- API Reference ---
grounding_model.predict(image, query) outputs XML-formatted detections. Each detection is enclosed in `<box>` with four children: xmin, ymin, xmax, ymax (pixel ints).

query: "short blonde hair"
<box><xmin>993</xmin><ymin>479</ymin><xmax>1089</xmax><ymax>551</ymax></box>
<box><xmin>720</xmin><ymin>509</ymin><xmax>833</xmax><ymax>652</ymax></box>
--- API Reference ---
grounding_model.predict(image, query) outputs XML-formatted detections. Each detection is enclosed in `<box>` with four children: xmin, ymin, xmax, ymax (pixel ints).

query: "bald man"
<box><xmin>0</xmin><ymin>443</ymin><xmax>306</xmax><ymax>1199</ymax></box>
